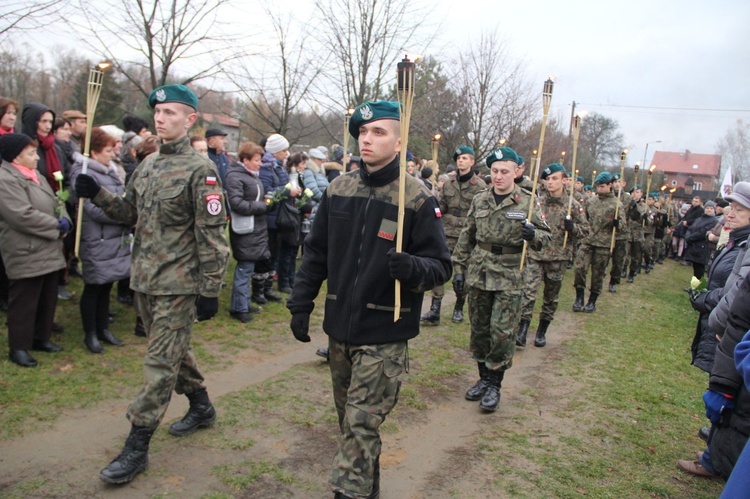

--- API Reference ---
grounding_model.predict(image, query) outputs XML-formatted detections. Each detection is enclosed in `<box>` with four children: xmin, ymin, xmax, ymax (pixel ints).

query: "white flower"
<box><xmin>690</xmin><ymin>276</ymin><xmax>701</xmax><ymax>290</ymax></box>
<box><xmin>53</xmin><ymin>171</ymin><xmax>64</xmax><ymax>182</ymax></box>
<box><xmin>303</xmin><ymin>188</ymin><xmax>313</xmax><ymax>198</ymax></box>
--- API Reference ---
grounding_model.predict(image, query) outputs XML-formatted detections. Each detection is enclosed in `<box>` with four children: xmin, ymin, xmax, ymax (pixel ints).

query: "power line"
<box><xmin>577</xmin><ymin>103</ymin><xmax>750</xmax><ymax>113</ymax></box>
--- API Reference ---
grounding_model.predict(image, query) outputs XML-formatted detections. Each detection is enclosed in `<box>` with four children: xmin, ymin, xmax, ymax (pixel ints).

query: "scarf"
<box><xmin>11</xmin><ymin>163</ymin><xmax>41</xmax><ymax>185</ymax></box>
<box><xmin>37</xmin><ymin>132</ymin><xmax>62</xmax><ymax>190</ymax></box>
<box><xmin>0</xmin><ymin>127</ymin><xmax>13</xmax><ymax>136</ymax></box>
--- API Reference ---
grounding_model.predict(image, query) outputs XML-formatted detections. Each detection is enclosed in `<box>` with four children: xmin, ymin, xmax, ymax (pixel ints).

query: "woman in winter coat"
<box><xmin>226</xmin><ymin>141</ymin><xmax>270</xmax><ymax>323</ymax></box>
<box><xmin>684</xmin><ymin>201</ymin><xmax>717</xmax><ymax>279</ymax></box>
<box><xmin>0</xmin><ymin>133</ymin><xmax>70</xmax><ymax>367</ymax></box>
<box><xmin>689</xmin><ymin>202</ymin><xmax>750</xmax><ymax>373</ymax></box>
<box><xmin>276</xmin><ymin>152</ymin><xmax>312</xmax><ymax>293</ymax></box>
<box><xmin>70</xmin><ymin>128</ymin><xmax>131</xmax><ymax>353</ymax></box>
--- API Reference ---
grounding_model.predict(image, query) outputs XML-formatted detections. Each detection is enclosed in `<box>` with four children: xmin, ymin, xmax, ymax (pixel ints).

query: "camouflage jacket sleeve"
<box><xmin>192</xmin><ymin>165</ymin><xmax>230</xmax><ymax>297</ymax></box>
<box><xmin>92</xmin><ymin>176</ymin><xmax>138</xmax><ymax>226</ymax></box>
<box><xmin>451</xmin><ymin>197</ymin><xmax>478</xmax><ymax>276</ymax></box>
<box><xmin>570</xmin><ymin>198</ymin><xmax>590</xmax><ymax>241</ymax></box>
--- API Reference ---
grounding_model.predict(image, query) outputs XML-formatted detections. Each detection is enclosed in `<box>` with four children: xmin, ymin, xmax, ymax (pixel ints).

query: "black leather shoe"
<box><xmin>229</xmin><ymin>311</ymin><xmax>254</xmax><ymax>323</ymax></box>
<box><xmin>52</xmin><ymin>322</ymin><xmax>64</xmax><ymax>333</ymax></box>
<box><xmin>169</xmin><ymin>390</ymin><xmax>216</xmax><ymax>436</ymax></box>
<box><xmin>698</xmin><ymin>425</ymin><xmax>710</xmax><ymax>442</ymax></box>
<box><xmin>98</xmin><ymin>329</ymin><xmax>124</xmax><ymax>346</ymax></box>
<box><xmin>9</xmin><ymin>349</ymin><xmax>38</xmax><ymax>367</ymax></box>
<box><xmin>32</xmin><ymin>340</ymin><xmax>63</xmax><ymax>352</ymax></box>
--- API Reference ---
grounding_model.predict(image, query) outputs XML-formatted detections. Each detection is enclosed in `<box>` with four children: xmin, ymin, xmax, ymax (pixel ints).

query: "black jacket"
<box><xmin>226</xmin><ymin>163</ymin><xmax>270</xmax><ymax>262</ymax></box>
<box><xmin>287</xmin><ymin>157</ymin><xmax>452</xmax><ymax>345</ymax></box>
<box><xmin>685</xmin><ymin>213</ymin><xmax>717</xmax><ymax>264</ymax></box>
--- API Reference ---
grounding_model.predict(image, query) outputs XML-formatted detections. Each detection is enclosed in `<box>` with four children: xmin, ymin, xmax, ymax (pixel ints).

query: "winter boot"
<box><xmin>98</xmin><ymin>329</ymin><xmax>124</xmax><ymax>346</ymax></box>
<box><xmin>627</xmin><ymin>271</ymin><xmax>635</xmax><ymax>283</ymax></box>
<box><xmin>168</xmin><ymin>389</ymin><xmax>217</xmax><ymax>437</ymax></box>
<box><xmin>572</xmin><ymin>287</ymin><xmax>585</xmax><ymax>312</ymax></box>
<box><xmin>99</xmin><ymin>425</ymin><xmax>154</xmax><ymax>484</ymax></box>
<box><xmin>420</xmin><ymin>297</ymin><xmax>441</xmax><ymax>326</ymax></box>
<box><xmin>515</xmin><ymin>317</ymin><xmax>531</xmax><ymax>347</ymax></box>
<box><xmin>264</xmin><ymin>277</ymin><xmax>283</xmax><ymax>303</ymax></box>
<box><xmin>584</xmin><ymin>293</ymin><xmax>599</xmax><ymax>313</ymax></box>
<box><xmin>465</xmin><ymin>362</ymin><xmax>490</xmax><ymax>401</ymax></box>
<box><xmin>534</xmin><ymin>319</ymin><xmax>550</xmax><ymax>347</ymax></box>
<box><xmin>134</xmin><ymin>316</ymin><xmax>147</xmax><ymax>337</ymax></box>
<box><xmin>85</xmin><ymin>330</ymin><xmax>104</xmax><ymax>354</ymax></box>
<box><xmin>251</xmin><ymin>278</ymin><xmax>268</xmax><ymax>305</ymax></box>
<box><xmin>479</xmin><ymin>369</ymin><xmax>504</xmax><ymax>412</ymax></box>
<box><xmin>608</xmin><ymin>277</ymin><xmax>617</xmax><ymax>293</ymax></box>
<box><xmin>452</xmin><ymin>295</ymin><xmax>465</xmax><ymax>323</ymax></box>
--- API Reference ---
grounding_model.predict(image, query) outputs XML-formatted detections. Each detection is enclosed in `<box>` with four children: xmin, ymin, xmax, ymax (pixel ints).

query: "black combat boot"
<box><xmin>534</xmin><ymin>319</ymin><xmax>550</xmax><ymax>347</ymax></box>
<box><xmin>85</xmin><ymin>330</ymin><xmax>104</xmax><ymax>354</ymax></box>
<box><xmin>134</xmin><ymin>316</ymin><xmax>147</xmax><ymax>337</ymax></box>
<box><xmin>264</xmin><ymin>277</ymin><xmax>283</xmax><ymax>302</ymax></box>
<box><xmin>608</xmin><ymin>277</ymin><xmax>617</xmax><ymax>293</ymax></box>
<box><xmin>99</xmin><ymin>424</ymin><xmax>154</xmax><ymax>484</ymax></box>
<box><xmin>452</xmin><ymin>295</ymin><xmax>465</xmax><ymax>323</ymax></box>
<box><xmin>420</xmin><ymin>297</ymin><xmax>441</xmax><ymax>326</ymax></box>
<box><xmin>168</xmin><ymin>389</ymin><xmax>217</xmax><ymax>437</ymax></box>
<box><xmin>465</xmin><ymin>362</ymin><xmax>490</xmax><ymax>401</ymax></box>
<box><xmin>98</xmin><ymin>329</ymin><xmax>124</xmax><ymax>346</ymax></box>
<box><xmin>584</xmin><ymin>293</ymin><xmax>599</xmax><ymax>313</ymax></box>
<box><xmin>515</xmin><ymin>317</ymin><xmax>531</xmax><ymax>347</ymax></box>
<box><xmin>251</xmin><ymin>278</ymin><xmax>268</xmax><ymax>305</ymax></box>
<box><xmin>572</xmin><ymin>287</ymin><xmax>585</xmax><ymax>312</ymax></box>
<box><xmin>479</xmin><ymin>369</ymin><xmax>504</xmax><ymax>412</ymax></box>
<box><xmin>627</xmin><ymin>271</ymin><xmax>635</xmax><ymax>283</ymax></box>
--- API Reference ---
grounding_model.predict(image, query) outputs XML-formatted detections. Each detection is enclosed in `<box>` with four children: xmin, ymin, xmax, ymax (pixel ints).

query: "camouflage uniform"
<box><xmin>452</xmin><ymin>184</ymin><xmax>551</xmax><ymax>371</ymax></box>
<box><xmin>575</xmin><ymin>191</ymin><xmax>622</xmax><ymax>297</ymax></box>
<box><xmin>610</xmin><ymin>191</ymin><xmax>632</xmax><ymax>285</ymax></box>
<box><xmin>626</xmin><ymin>199</ymin><xmax>646</xmax><ymax>279</ymax></box>
<box><xmin>93</xmin><ymin>135</ymin><xmax>230</xmax><ymax>428</ymax></box>
<box><xmin>523</xmin><ymin>192</ymin><xmax>589</xmax><ymax>322</ymax></box>
<box><xmin>642</xmin><ymin>201</ymin><xmax>657</xmax><ymax>269</ymax></box>
<box><xmin>653</xmin><ymin>206</ymin><xmax>669</xmax><ymax>262</ymax></box>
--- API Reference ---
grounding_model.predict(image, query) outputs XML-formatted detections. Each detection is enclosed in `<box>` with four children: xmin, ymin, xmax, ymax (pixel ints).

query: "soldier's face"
<box><xmin>358</xmin><ymin>119</ymin><xmax>401</xmax><ymax>171</ymax></box>
<box><xmin>153</xmin><ymin>102</ymin><xmax>197</xmax><ymax>142</ymax></box>
<box><xmin>490</xmin><ymin>161</ymin><xmax>515</xmax><ymax>194</ymax></box>
<box><xmin>514</xmin><ymin>164</ymin><xmax>526</xmax><ymax>179</ymax></box>
<box><xmin>456</xmin><ymin>154</ymin><xmax>474</xmax><ymax>174</ymax></box>
<box><xmin>545</xmin><ymin>172</ymin><xmax>565</xmax><ymax>195</ymax></box>
<box><xmin>633</xmin><ymin>189</ymin><xmax>643</xmax><ymax>201</ymax></box>
<box><xmin>575</xmin><ymin>180</ymin><xmax>583</xmax><ymax>191</ymax></box>
<box><xmin>597</xmin><ymin>183</ymin><xmax>612</xmax><ymax>194</ymax></box>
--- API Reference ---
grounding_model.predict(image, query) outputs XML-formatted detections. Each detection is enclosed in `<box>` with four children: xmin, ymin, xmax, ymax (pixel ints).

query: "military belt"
<box><xmin>478</xmin><ymin>242</ymin><xmax>523</xmax><ymax>255</ymax></box>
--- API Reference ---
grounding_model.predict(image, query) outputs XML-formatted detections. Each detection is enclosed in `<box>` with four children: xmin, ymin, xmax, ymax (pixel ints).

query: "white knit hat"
<box><xmin>265</xmin><ymin>134</ymin><xmax>289</xmax><ymax>154</ymax></box>
<box><xmin>99</xmin><ymin>125</ymin><xmax>125</xmax><ymax>140</ymax></box>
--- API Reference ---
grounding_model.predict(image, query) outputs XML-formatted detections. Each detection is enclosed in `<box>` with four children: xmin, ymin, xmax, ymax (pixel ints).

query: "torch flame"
<box><xmin>649</xmin><ymin>164</ymin><xmax>657</xmax><ymax>173</ymax></box>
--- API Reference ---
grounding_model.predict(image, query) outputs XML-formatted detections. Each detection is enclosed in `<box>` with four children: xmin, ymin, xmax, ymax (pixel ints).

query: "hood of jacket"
<box><xmin>21</xmin><ymin>102</ymin><xmax>55</xmax><ymax>140</ymax></box>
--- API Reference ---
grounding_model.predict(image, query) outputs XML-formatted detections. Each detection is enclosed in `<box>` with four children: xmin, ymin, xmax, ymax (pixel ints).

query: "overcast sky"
<box><xmin>20</xmin><ymin>0</ymin><xmax>750</xmax><ymax>168</ymax></box>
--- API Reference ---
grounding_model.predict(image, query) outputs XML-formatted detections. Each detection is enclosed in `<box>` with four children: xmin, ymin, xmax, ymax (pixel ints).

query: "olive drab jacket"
<box><xmin>582</xmin><ymin>191</ymin><xmax>623</xmax><ymax>248</ymax></box>
<box><xmin>438</xmin><ymin>172</ymin><xmax>485</xmax><ymax>246</ymax></box>
<box><xmin>92</xmin><ymin>135</ymin><xmax>230</xmax><ymax>297</ymax></box>
<box><xmin>529</xmin><ymin>191</ymin><xmax>589</xmax><ymax>262</ymax></box>
<box><xmin>452</xmin><ymin>184</ymin><xmax>552</xmax><ymax>291</ymax></box>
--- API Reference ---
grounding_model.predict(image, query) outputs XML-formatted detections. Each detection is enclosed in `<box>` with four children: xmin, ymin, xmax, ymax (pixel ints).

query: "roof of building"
<box><xmin>200</xmin><ymin>113</ymin><xmax>239</xmax><ymax>129</ymax></box>
<box><xmin>653</xmin><ymin>150</ymin><xmax>721</xmax><ymax>176</ymax></box>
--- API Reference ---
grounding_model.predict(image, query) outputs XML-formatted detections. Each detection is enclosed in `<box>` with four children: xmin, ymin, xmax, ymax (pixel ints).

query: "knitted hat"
<box><xmin>265</xmin><ymin>134</ymin><xmax>290</xmax><ymax>154</ymax></box>
<box><xmin>333</xmin><ymin>145</ymin><xmax>345</xmax><ymax>162</ymax></box>
<box><xmin>421</xmin><ymin>167</ymin><xmax>433</xmax><ymax>179</ymax></box>
<box><xmin>99</xmin><ymin>125</ymin><xmax>125</xmax><ymax>141</ymax></box>
<box><xmin>704</xmin><ymin>200</ymin><xmax>717</xmax><ymax>208</ymax></box>
<box><xmin>0</xmin><ymin>133</ymin><xmax>34</xmax><ymax>163</ymax></box>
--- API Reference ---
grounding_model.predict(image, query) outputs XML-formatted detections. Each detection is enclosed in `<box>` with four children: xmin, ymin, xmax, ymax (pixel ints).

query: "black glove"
<box><xmin>57</xmin><ymin>218</ymin><xmax>71</xmax><ymax>234</ymax></box>
<box><xmin>521</xmin><ymin>221</ymin><xmax>536</xmax><ymax>241</ymax></box>
<box><xmin>642</xmin><ymin>212</ymin><xmax>650</xmax><ymax>220</ymax></box>
<box><xmin>453</xmin><ymin>273</ymin><xmax>465</xmax><ymax>296</ymax></box>
<box><xmin>75</xmin><ymin>173</ymin><xmax>102</xmax><ymax>199</ymax></box>
<box><xmin>563</xmin><ymin>217</ymin><xmax>575</xmax><ymax>233</ymax></box>
<box><xmin>612</xmin><ymin>219</ymin><xmax>620</xmax><ymax>229</ymax></box>
<box><xmin>630</xmin><ymin>199</ymin><xmax>637</xmax><ymax>208</ymax></box>
<box><xmin>195</xmin><ymin>295</ymin><xmax>219</xmax><ymax>321</ymax></box>
<box><xmin>387</xmin><ymin>248</ymin><xmax>413</xmax><ymax>282</ymax></box>
<box><xmin>290</xmin><ymin>313</ymin><xmax>311</xmax><ymax>342</ymax></box>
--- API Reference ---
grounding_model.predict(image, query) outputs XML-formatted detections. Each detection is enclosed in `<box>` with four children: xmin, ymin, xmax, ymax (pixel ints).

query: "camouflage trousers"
<box><xmin>642</xmin><ymin>233</ymin><xmax>655</xmax><ymax>265</ymax></box>
<box><xmin>468</xmin><ymin>287</ymin><xmax>522</xmax><ymax>371</ymax></box>
<box><xmin>127</xmin><ymin>293</ymin><xmax>206</xmax><ymax>429</ymax></box>
<box><xmin>430</xmin><ymin>240</ymin><xmax>457</xmax><ymax>300</ymax></box>
<box><xmin>328</xmin><ymin>338</ymin><xmax>407</xmax><ymax>498</ymax></box>
<box><xmin>520</xmin><ymin>259</ymin><xmax>566</xmax><ymax>322</ymax></box>
<box><xmin>574</xmin><ymin>245</ymin><xmax>611</xmax><ymax>295</ymax></box>
<box><xmin>627</xmin><ymin>240</ymin><xmax>642</xmax><ymax>276</ymax></box>
<box><xmin>610</xmin><ymin>239</ymin><xmax>628</xmax><ymax>283</ymax></box>
<box><xmin>654</xmin><ymin>234</ymin><xmax>667</xmax><ymax>261</ymax></box>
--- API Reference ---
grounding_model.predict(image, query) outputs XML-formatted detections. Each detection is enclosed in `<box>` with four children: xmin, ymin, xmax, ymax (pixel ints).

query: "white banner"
<box><xmin>720</xmin><ymin>167</ymin><xmax>733</xmax><ymax>197</ymax></box>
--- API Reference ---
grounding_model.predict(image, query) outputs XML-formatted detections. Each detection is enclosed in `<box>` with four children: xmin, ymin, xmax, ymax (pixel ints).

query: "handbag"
<box><xmin>276</xmin><ymin>200</ymin><xmax>301</xmax><ymax>233</ymax></box>
<box><xmin>230</xmin><ymin>182</ymin><xmax>261</xmax><ymax>234</ymax></box>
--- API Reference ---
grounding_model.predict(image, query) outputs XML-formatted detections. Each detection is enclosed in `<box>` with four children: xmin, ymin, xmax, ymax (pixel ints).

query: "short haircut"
<box><xmin>238</xmin><ymin>141</ymin><xmax>263</xmax><ymax>162</ymax></box>
<box><xmin>89</xmin><ymin>127</ymin><xmax>117</xmax><ymax>153</ymax></box>
<box><xmin>0</xmin><ymin>97</ymin><xmax>19</xmax><ymax>119</ymax></box>
<box><xmin>136</xmin><ymin>136</ymin><xmax>159</xmax><ymax>162</ymax></box>
<box><xmin>53</xmin><ymin>117</ymin><xmax>71</xmax><ymax>133</ymax></box>
<box><xmin>287</xmin><ymin>151</ymin><xmax>308</xmax><ymax>168</ymax></box>
<box><xmin>190</xmin><ymin>136</ymin><xmax>206</xmax><ymax>147</ymax></box>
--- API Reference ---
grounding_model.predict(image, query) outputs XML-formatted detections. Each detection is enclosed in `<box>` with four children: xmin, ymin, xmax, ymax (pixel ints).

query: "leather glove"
<box><xmin>630</xmin><ymin>199</ymin><xmax>637</xmax><ymax>208</ymax></box>
<box><xmin>521</xmin><ymin>221</ymin><xmax>536</xmax><ymax>241</ymax></box>
<box><xmin>195</xmin><ymin>295</ymin><xmax>219</xmax><ymax>321</ymax></box>
<box><xmin>563</xmin><ymin>217</ymin><xmax>575</xmax><ymax>233</ymax></box>
<box><xmin>290</xmin><ymin>313</ymin><xmax>311</xmax><ymax>342</ymax></box>
<box><xmin>703</xmin><ymin>389</ymin><xmax>735</xmax><ymax>425</ymax></box>
<box><xmin>75</xmin><ymin>173</ymin><xmax>101</xmax><ymax>199</ymax></box>
<box><xmin>453</xmin><ymin>273</ymin><xmax>465</xmax><ymax>296</ymax></box>
<box><xmin>642</xmin><ymin>212</ymin><xmax>650</xmax><ymax>221</ymax></box>
<box><xmin>57</xmin><ymin>218</ymin><xmax>71</xmax><ymax>234</ymax></box>
<box><xmin>612</xmin><ymin>219</ymin><xmax>620</xmax><ymax>229</ymax></box>
<box><xmin>387</xmin><ymin>248</ymin><xmax>413</xmax><ymax>282</ymax></box>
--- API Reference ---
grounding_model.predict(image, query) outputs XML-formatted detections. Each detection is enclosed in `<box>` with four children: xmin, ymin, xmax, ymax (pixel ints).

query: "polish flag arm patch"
<box><xmin>434</xmin><ymin>207</ymin><xmax>442</xmax><ymax>218</ymax></box>
<box><xmin>206</xmin><ymin>176</ymin><xmax>217</xmax><ymax>185</ymax></box>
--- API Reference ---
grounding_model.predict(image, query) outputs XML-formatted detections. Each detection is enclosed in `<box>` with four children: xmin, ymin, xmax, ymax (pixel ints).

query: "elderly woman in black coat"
<box><xmin>226</xmin><ymin>141</ymin><xmax>270</xmax><ymax>323</ymax></box>
<box><xmin>685</xmin><ymin>201</ymin><xmax>717</xmax><ymax>279</ymax></box>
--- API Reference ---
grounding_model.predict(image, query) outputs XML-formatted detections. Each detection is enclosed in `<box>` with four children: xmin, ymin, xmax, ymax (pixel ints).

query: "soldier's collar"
<box><xmin>359</xmin><ymin>156</ymin><xmax>399</xmax><ymax>187</ymax></box>
<box><xmin>159</xmin><ymin>135</ymin><xmax>191</xmax><ymax>155</ymax></box>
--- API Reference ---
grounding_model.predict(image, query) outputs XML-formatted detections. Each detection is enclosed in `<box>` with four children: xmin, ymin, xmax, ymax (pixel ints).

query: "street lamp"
<box><xmin>641</xmin><ymin>140</ymin><xmax>662</xmax><ymax>184</ymax></box>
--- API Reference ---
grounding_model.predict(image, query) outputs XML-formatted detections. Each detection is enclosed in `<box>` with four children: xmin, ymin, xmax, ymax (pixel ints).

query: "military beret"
<box><xmin>517</xmin><ymin>154</ymin><xmax>524</xmax><ymax>166</ymax></box>
<box><xmin>452</xmin><ymin>145</ymin><xmax>475</xmax><ymax>161</ymax></box>
<box><xmin>406</xmin><ymin>150</ymin><xmax>415</xmax><ymax>162</ymax></box>
<box><xmin>148</xmin><ymin>84</ymin><xmax>199</xmax><ymax>110</ymax></box>
<box><xmin>540</xmin><ymin>163</ymin><xmax>566</xmax><ymax>180</ymax></box>
<box><xmin>584</xmin><ymin>184</ymin><xmax>593</xmax><ymax>191</ymax></box>
<box><xmin>648</xmin><ymin>192</ymin><xmax>660</xmax><ymax>200</ymax></box>
<box><xmin>613</xmin><ymin>173</ymin><xmax>622</xmax><ymax>181</ymax></box>
<box><xmin>348</xmin><ymin>100</ymin><xmax>400</xmax><ymax>139</ymax></box>
<box><xmin>576</xmin><ymin>175</ymin><xmax>584</xmax><ymax>183</ymax></box>
<box><xmin>205</xmin><ymin>128</ymin><xmax>227</xmax><ymax>138</ymax></box>
<box><xmin>485</xmin><ymin>146</ymin><xmax>521</xmax><ymax>168</ymax></box>
<box><xmin>595</xmin><ymin>171</ymin><xmax>613</xmax><ymax>184</ymax></box>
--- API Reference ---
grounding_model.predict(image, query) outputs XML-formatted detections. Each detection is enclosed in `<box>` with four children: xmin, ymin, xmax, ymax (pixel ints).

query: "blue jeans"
<box><xmin>231</xmin><ymin>260</ymin><xmax>255</xmax><ymax>313</ymax></box>
<box><xmin>277</xmin><ymin>243</ymin><xmax>298</xmax><ymax>289</ymax></box>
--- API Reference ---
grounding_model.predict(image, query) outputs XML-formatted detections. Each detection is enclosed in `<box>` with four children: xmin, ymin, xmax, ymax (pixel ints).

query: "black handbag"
<box><xmin>276</xmin><ymin>200</ymin><xmax>301</xmax><ymax>233</ymax></box>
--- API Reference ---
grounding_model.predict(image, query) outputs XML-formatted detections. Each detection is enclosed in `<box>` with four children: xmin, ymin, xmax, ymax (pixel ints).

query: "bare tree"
<box><xmin>716</xmin><ymin>119</ymin><xmax>750</xmax><ymax>181</ymax></box>
<box><xmin>577</xmin><ymin>112</ymin><xmax>625</xmax><ymax>170</ymax></box>
<box><xmin>1</xmin><ymin>0</ymin><xmax>68</xmax><ymax>41</ymax></box>
<box><xmin>77</xmin><ymin>0</ymin><xmax>242</xmax><ymax>97</ymax></box>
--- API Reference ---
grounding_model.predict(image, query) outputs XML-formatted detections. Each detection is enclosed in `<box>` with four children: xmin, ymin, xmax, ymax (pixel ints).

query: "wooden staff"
<box><xmin>643</xmin><ymin>164</ymin><xmax>657</xmax><ymax>226</ymax></box>
<box><xmin>591</xmin><ymin>170</ymin><xmax>597</xmax><ymax>186</ymax></box>
<box><xmin>520</xmin><ymin>78</ymin><xmax>554</xmax><ymax>270</ymax></box>
<box><xmin>74</xmin><ymin>66</ymin><xmax>106</xmax><ymax>258</ymax></box>
<box><xmin>610</xmin><ymin>150</ymin><xmax>628</xmax><ymax>254</ymax></box>
<box><xmin>343</xmin><ymin>107</ymin><xmax>354</xmax><ymax>169</ymax></box>
<box><xmin>431</xmin><ymin>133</ymin><xmax>441</xmax><ymax>163</ymax></box>
<box><xmin>563</xmin><ymin>115</ymin><xmax>581</xmax><ymax>249</ymax></box>
<box><xmin>394</xmin><ymin>55</ymin><xmax>416</xmax><ymax>322</ymax></box>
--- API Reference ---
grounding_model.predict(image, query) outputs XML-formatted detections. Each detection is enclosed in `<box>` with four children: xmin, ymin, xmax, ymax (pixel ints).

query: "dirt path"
<box><xmin>0</xmin><ymin>299</ymin><xmax>585</xmax><ymax>498</ymax></box>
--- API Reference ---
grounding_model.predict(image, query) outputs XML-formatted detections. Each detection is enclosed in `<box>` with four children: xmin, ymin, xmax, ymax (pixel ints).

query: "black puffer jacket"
<box><xmin>685</xmin><ymin>213</ymin><xmax>716</xmax><ymax>264</ymax></box>
<box><xmin>226</xmin><ymin>162</ymin><xmax>270</xmax><ymax>262</ymax></box>
<box><xmin>690</xmin><ymin>224</ymin><xmax>750</xmax><ymax>372</ymax></box>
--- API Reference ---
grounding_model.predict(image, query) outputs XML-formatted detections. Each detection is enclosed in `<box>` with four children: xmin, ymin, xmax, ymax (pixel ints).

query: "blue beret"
<box><xmin>576</xmin><ymin>175</ymin><xmax>584</xmax><ymax>183</ymax></box>
<box><xmin>348</xmin><ymin>101</ymin><xmax>400</xmax><ymax>139</ymax></box>
<box><xmin>148</xmin><ymin>84</ymin><xmax>199</xmax><ymax>110</ymax></box>
<box><xmin>485</xmin><ymin>146</ymin><xmax>521</xmax><ymax>167</ymax></box>
<box><xmin>540</xmin><ymin>163</ymin><xmax>566</xmax><ymax>180</ymax></box>
<box><xmin>595</xmin><ymin>171</ymin><xmax>613</xmax><ymax>184</ymax></box>
<box><xmin>452</xmin><ymin>145</ymin><xmax>475</xmax><ymax>161</ymax></box>
<box><xmin>517</xmin><ymin>154</ymin><xmax>524</xmax><ymax>166</ymax></box>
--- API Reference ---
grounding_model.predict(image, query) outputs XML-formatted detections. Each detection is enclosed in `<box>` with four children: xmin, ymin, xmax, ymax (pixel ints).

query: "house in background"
<box><xmin>199</xmin><ymin>113</ymin><xmax>241</xmax><ymax>152</ymax></box>
<box><xmin>652</xmin><ymin>150</ymin><xmax>721</xmax><ymax>201</ymax></box>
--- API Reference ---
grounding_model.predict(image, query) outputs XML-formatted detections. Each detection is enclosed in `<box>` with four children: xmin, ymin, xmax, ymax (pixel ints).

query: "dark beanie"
<box><xmin>421</xmin><ymin>167</ymin><xmax>433</xmax><ymax>179</ymax></box>
<box><xmin>0</xmin><ymin>133</ymin><xmax>34</xmax><ymax>163</ymax></box>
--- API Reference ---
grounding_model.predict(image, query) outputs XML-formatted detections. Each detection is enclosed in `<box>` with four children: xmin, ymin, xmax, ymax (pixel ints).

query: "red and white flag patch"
<box><xmin>206</xmin><ymin>176</ymin><xmax>217</xmax><ymax>185</ymax></box>
<box><xmin>434</xmin><ymin>207</ymin><xmax>442</xmax><ymax>218</ymax></box>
